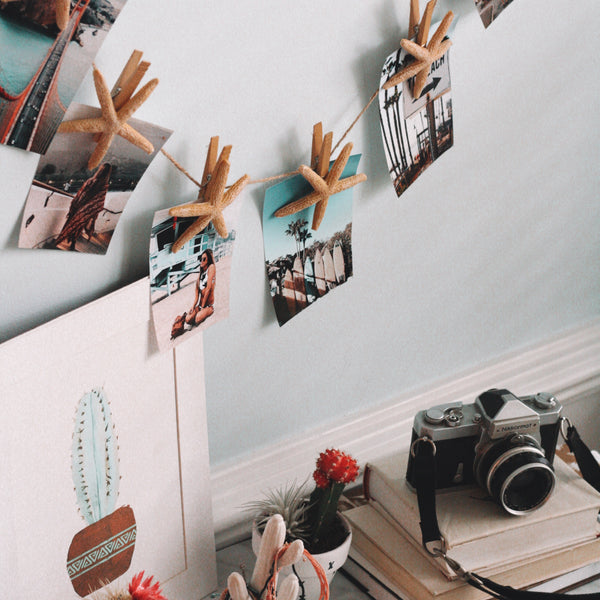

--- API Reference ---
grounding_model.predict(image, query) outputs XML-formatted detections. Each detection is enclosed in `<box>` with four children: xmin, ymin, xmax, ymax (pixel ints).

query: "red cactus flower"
<box><xmin>313</xmin><ymin>468</ymin><xmax>330</xmax><ymax>488</ymax></box>
<box><xmin>315</xmin><ymin>449</ymin><xmax>359</xmax><ymax>485</ymax></box>
<box><xmin>129</xmin><ymin>571</ymin><xmax>167</xmax><ymax>600</ymax></box>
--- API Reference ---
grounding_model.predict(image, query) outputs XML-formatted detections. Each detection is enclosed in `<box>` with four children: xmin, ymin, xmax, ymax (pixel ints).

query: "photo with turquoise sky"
<box><xmin>0</xmin><ymin>0</ymin><xmax>127</xmax><ymax>154</ymax></box>
<box><xmin>263</xmin><ymin>154</ymin><xmax>360</xmax><ymax>325</ymax></box>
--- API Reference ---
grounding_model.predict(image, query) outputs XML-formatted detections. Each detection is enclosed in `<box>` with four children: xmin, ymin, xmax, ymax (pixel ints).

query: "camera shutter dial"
<box><xmin>425</xmin><ymin>406</ymin><xmax>463</xmax><ymax>427</ymax></box>
<box><xmin>425</xmin><ymin>407</ymin><xmax>445</xmax><ymax>424</ymax></box>
<box><xmin>444</xmin><ymin>410</ymin><xmax>463</xmax><ymax>427</ymax></box>
<box><xmin>532</xmin><ymin>393</ymin><xmax>557</xmax><ymax>410</ymax></box>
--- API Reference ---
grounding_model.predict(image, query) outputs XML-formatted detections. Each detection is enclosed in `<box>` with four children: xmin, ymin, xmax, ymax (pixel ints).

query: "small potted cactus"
<box><xmin>248</xmin><ymin>448</ymin><xmax>359</xmax><ymax>600</ymax></box>
<box><xmin>66</xmin><ymin>388</ymin><xmax>136</xmax><ymax>597</ymax></box>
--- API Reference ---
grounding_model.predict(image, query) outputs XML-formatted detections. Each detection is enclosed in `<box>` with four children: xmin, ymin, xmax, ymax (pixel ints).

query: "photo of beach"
<box><xmin>149</xmin><ymin>207</ymin><xmax>238</xmax><ymax>352</ymax></box>
<box><xmin>0</xmin><ymin>0</ymin><xmax>128</xmax><ymax>154</ymax></box>
<box><xmin>379</xmin><ymin>45</ymin><xmax>453</xmax><ymax>197</ymax></box>
<box><xmin>263</xmin><ymin>155</ymin><xmax>359</xmax><ymax>326</ymax></box>
<box><xmin>18</xmin><ymin>102</ymin><xmax>171</xmax><ymax>253</ymax></box>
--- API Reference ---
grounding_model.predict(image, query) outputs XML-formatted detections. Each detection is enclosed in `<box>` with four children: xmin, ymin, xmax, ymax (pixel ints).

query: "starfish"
<box><xmin>383</xmin><ymin>1</ymin><xmax>454</xmax><ymax>99</ymax></box>
<box><xmin>168</xmin><ymin>137</ymin><xmax>250</xmax><ymax>253</ymax></box>
<box><xmin>58</xmin><ymin>64</ymin><xmax>158</xmax><ymax>170</ymax></box>
<box><xmin>275</xmin><ymin>123</ymin><xmax>366</xmax><ymax>231</ymax></box>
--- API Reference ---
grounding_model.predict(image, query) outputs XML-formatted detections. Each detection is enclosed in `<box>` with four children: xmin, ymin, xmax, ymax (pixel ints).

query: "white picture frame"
<box><xmin>0</xmin><ymin>278</ymin><xmax>217</xmax><ymax>599</ymax></box>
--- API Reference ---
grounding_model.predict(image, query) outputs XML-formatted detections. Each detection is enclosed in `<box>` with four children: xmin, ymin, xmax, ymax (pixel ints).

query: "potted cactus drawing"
<box><xmin>66</xmin><ymin>388</ymin><xmax>136</xmax><ymax>597</ymax></box>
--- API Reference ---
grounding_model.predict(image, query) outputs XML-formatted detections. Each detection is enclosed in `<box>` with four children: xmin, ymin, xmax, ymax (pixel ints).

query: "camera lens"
<box><xmin>499</xmin><ymin>463</ymin><xmax>555</xmax><ymax>514</ymax></box>
<box><xmin>474</xmin><ymin>435</ymin><xmax>556</xmax><ymax>515</ymax></box>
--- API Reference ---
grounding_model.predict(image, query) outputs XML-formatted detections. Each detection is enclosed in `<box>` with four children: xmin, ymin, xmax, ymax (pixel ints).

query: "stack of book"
<box><xmin>341</xmin><ymin>449</ymin><xmax>600</xmax><ymax>600</ymax></box>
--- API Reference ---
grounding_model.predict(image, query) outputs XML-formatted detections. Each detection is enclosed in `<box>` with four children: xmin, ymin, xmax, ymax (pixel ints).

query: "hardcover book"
<box><xmin>343</xmin><ymin>503</ymin><xmax>600</xmax><ymax>600</ymax></box>
<box><xmin>362</xmin><ymin>450</ymin><xmax>600</xmax><ymax>575</ymax></box>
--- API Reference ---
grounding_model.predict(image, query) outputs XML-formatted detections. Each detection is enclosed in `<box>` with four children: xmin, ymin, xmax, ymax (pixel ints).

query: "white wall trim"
<box><xmin>211</xmin><ymin>319</ymin><xmax>600</xmax><ymax>547</ymax></box>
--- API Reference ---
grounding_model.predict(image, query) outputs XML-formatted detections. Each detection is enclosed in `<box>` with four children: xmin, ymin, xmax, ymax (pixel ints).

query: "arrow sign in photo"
<box><xmin>402</xmin><ymin>52</ymin><xmax>451</xmax><ymax>118</ymax></box>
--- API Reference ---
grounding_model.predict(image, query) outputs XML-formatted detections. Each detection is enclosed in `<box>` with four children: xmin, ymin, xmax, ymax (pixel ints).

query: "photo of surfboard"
<box><xmin>262</xmin><ymin>155</ymin><xmax>360</xmax><ymax>325</ymax></box>
<box><xmin>304</xmin><ymin>257</ymin><xmax>318</xmax><ymax>304</ymax></box>
<box><xmin>282</xmin><ymin>268</ymin><xmax>297</xmax><ymax>318</ymax></box>
<box><xmin>292</xmin><ymin>256</ymin><xmax>307</xmax><ymax>310</ymax></box>
<box><xmin>322</xmin><ymin>248</ymin><xmax>336</xmax><ymax>290</ymax></box>
<box><xmin>333</xmin><ymin>241</ymin><xmax>346</xmax><ymax>284</ymax></box>
<box><xmin>313</xmin><ymin>248</ymin><xmax>327</xmax><ymax>297</ymax></box>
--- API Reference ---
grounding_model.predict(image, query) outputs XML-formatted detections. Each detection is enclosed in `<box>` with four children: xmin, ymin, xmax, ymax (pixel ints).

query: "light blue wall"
<box><xmin>0</xmin><ymin>1</ymin><xmax>598</xmax><ymax>467</ymax></box>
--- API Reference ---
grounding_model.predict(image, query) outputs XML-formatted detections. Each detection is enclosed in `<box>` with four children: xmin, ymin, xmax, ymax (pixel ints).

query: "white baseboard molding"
<box><xmin>211</xmin><ymin>318</ymin><xmax>600</xmax><ymax>548</ymax></box>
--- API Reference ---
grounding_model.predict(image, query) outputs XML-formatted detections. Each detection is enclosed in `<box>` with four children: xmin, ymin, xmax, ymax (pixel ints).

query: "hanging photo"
<box><xmin>149</xmin><ymin>204</ymin><xmax>239</xmax><ymax>351</ymax></box>
<box><xmin>379</xmin><ymin>43</ymin><xmax>453</xmax><ymax>197</ymax></box>
<box><xmin>0</xmin><ymin>0</ymin><xmax>128</xmax><ymax>154</ymax></box>
<box><xmin>474</xmin><ymin>0</ymin><xmax>515</xmax><ymax>28</ymax></box>
<box><xmin>263</xmin><ymin>155</ymin><xmax>360</xmax><ymax>326</ymax></box>
<box><xmin>18</xmin><ymin>103</ymin><xmax>171</xmax><ymax>254</ymax></box>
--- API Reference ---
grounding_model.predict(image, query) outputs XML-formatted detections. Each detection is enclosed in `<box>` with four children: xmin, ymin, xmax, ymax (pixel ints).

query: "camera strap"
<box><xmin>411</xmin><ymin>426</ymin><xmax>600</xmax><ymax>600</ymax></box>
<box><xmin>564</xmin><ymin>420</ymin><xmax>600</xmax><ymax>494</ymax></box>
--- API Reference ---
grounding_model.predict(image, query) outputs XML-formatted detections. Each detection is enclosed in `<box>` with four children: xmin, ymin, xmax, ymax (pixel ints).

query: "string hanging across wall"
<box><xmin>150</xmin><ymin>0</ymin><xmax>454</xmax><ymax>338</ymax></box>
<box><xmin>6</xmin><ymin>0</ymin><xmax>522</xmax><ymax>344</ymax></box>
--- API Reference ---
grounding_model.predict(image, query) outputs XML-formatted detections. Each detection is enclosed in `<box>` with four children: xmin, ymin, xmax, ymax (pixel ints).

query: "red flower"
<box><xmin>313</xmin><ymin>468</ymin><xmax>330</xmax><ymax>488</ymax></box>
<box><xmin>129</xmin><ymin>571</ymin><xmax>167</xmax><ymax>600</ymax></box>
<box><xmin>315</xmin><ymin>449</ymin><xmax>359</xmax><ymax>485</ymax></box>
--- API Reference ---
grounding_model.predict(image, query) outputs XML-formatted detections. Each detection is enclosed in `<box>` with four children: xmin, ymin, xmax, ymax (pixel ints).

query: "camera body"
<box><xmin>406</xmin><ymin>389</ymin><xmax>562</xmax><ymax>514</ymax></box>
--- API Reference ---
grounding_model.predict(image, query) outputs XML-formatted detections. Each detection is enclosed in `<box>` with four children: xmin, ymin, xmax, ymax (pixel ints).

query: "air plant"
<box><xmin>246</xmin><ymin>479</ymin><xmax>312</xmax><ymax>542</ymax></box>
<box><xmin>72</xmin><ymin>388</ymin><xmax>119</xmax><ymax>523</ymax></box>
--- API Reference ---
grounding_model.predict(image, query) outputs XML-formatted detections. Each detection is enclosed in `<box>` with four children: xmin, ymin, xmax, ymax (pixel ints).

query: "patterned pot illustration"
<box><xmin>67</xmin><ymin>388</ymin><xmax>136</xmax><ymax>596</ymax></box>
<box><xmin>67</xmin><ymin>505</ymin><xmax>136</xmax><ymax>596</ymax></box>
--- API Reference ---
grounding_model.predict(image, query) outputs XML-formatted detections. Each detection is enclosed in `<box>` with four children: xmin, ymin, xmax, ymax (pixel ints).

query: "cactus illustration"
<box><xmin>67</xmin><ymin>388</ymin><xmax>136</xmax><ymax>597</ymax></box>
<box><xmin>72</xmin><ymin>388</ymin><xmax>119</xmax><ymax>523</ymax></box>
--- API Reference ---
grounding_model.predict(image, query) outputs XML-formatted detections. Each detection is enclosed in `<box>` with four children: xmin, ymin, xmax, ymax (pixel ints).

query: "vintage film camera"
<box><xmin>406</xmin><ymin>389</ymin><xmax>563</xmax><ymax>515</ymax></box>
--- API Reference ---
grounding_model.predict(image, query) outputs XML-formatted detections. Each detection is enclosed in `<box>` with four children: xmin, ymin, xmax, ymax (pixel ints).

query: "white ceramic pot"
<box><xmin>251</xmin><ymin>513</ymin><xmax>352</xmax><ymax>600</ymax></box>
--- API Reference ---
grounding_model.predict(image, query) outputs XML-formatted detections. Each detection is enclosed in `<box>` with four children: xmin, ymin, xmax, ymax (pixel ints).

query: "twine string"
<box><xmin>331</xmin><ymin>88</ymin><xmax>379</xmax><ymax>155</ymax></box>
<box><xmin>160</xmin><ymin>85</ymin><xmax>380</xmax><ymax>194</ymax></box>
<box><xmin>160</xmin><ymin>148</ymin><xmax>204</xmax><ymax>190</ymax></box>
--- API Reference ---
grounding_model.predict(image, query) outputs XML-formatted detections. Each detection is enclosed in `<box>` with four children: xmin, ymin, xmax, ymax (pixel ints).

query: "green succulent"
<box><xmin>246</xmin><ymin>480</ymin><xmax>311</xmax><ymax>542</ymax></box>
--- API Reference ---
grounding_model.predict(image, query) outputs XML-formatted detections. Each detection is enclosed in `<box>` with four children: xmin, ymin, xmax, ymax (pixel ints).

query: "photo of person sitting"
<box><xmin>185</xmin><ymin>249</ymin><xmax>216</xmax><ymax>327</ymax></box>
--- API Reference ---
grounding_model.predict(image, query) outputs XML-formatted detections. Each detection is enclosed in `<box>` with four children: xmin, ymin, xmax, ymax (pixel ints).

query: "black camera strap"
<box><xmin>411</xmin><ymin>423</ymin><xmax>600</xmax><ymax>600</ymax></box>
<box><xmin>564</xmin><ymin>420</ymin><xmax>600</xmax><ymax>494</ymax></box>
<box><xmin>412</xmin><ymin>436</ymin><xmax>443</xmax><ymax>548</ymax></box>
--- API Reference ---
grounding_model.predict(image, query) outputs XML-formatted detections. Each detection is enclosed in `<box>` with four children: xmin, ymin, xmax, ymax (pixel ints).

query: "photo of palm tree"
<box><xmin>263</xmin><ymin>155</ymin><xmax>360</xmax><ymax>326</ymax></box>
<box><xmin>379</xmin><ymin>45</ymin><xmax>453</xmax><ymax>197</ymax></box>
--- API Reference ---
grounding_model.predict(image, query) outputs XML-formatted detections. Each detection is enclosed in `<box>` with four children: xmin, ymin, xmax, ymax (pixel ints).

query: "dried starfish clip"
<box><xmin>168</xmin><ymin>136</ymin><xmax>250</xmax><ymax>253</ymax></box>
<box><xmin>409</xmin><ymin>0</ymin><xmax>421</xmax><ymax>39</ymax></box>
<box><xmin>383</xmin><ymin>0</ymin><xmax>454</xmax><ymax>99</ymax></box>
<box><xmin>275</xmin><ymin>122</ymin><xmax>367</xmax><ymax>231</ymax></box>
<box><xmin>55</xmin><ymin>0</ymin><xmax>70</xmax><ymax>30</ymax></box>
<box><xmin>110</xmin><ymin>49</ymin><xmax>152</xmax><ymax>111</ymax></box>
<box><xmin>58</xmin><ymin>52</ymin><xmax>158</xmax><ymax>170</ymax></box>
